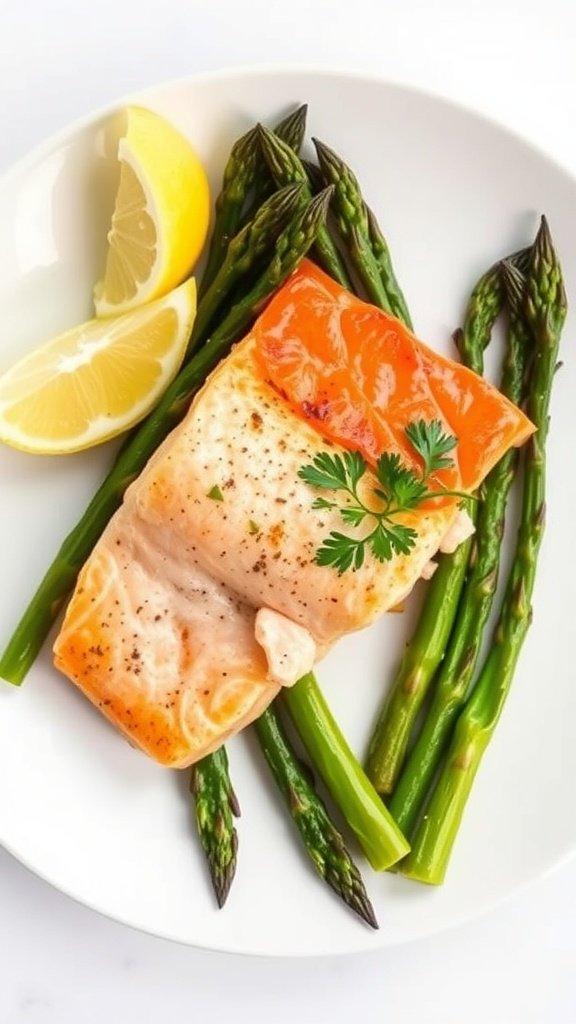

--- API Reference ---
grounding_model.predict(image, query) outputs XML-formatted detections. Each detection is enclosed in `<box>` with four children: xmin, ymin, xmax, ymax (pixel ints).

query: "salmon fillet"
<box><xmin>53</xmin><ymin>260</ymin><xmax>534</xmax><ymax>768</ymax></box>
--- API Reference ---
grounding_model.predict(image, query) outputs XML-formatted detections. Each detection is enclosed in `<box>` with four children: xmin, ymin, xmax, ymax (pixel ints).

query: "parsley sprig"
<box><xmin>298</xmin><ymin>419</ymin><xmax>465</xmax><ymax>574</ymax></box>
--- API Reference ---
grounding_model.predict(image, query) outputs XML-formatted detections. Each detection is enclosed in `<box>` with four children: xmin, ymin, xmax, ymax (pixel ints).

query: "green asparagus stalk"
<box><xmin>240</xmin><ymin>105</ymin><xmax>309</xmax><ymax>226</ymax></box>
<box><xmin>365</xmin><ymin>257</ymin><xmax>503</xmax><ymax>794</ymax></box>
<box><xmin>256</xmin><ymin>106</ymin><xmax>308</xmax><ymax>188</ymax></box>
<box><xmin>363</xmin><ymin>205</ymin><xmax>412</xmax><ymax>327</ymax></box>
<box><xmin>389</xmin><ymin>260</ymin><xmax>533</xmax><ymax>836</ymax></box>
<box><xmin>199</xmin><ymin>125</ymin><xmax>261</xmax><ymax>296</ymax></box>
<box><xmin>201</xmin><ymin>107</ymin><xmax>309</xmax><ymax>294</ymax></box>
<box><xmin>272</xmin><ymin>103</ymin><xmax>309</xmax><ymax>154</ymax></box>
<box><xmin>283</xmin><ymin>674</ymin><xmax>410</xmax><ymax>871</ymax></box>
<box><xmin>454</xmin><ymin>247</ymin><xmax>531</xmax><ymax>364</ymax></box>
<box><xmin>0</xmin><ymin>188</ymin><xmax>334</xmax><ymax>686</ymax></box>
<box><xmin>365</xmin><ymin>530</ymin><xmax>474</xmax><ymax>794</ymax></box>
<box><xmin>189</xmin><ymin>183</ymin><xmax>305</xmax><ymax>349</ymax></box>
<box><xmin>254</xmin><ymin>705</ymin><xmax>378</xmax><ymax>928</ymax></box>
<box><xmin>190</xmin><ymin>747</ymin><xmax>240</xmax><ymax>908</ymax></box>
<box><xmin>301</xmin><ymin>159</ymin><xmax>325</xmax><ymax>194</ymax></box>
<box><xmin>312</xmin><ymin>138</ymin><xmax>412</xmax><ymax>327</ymax></box>
<box><xmin>400</xmin><ymin>216</ymin><xmax>566</xmax><ymax>884</ymax></box>
<box><xmin>257</xmin><ymin>124</ymin><xmax>352</xmax><ymax>288</ymax></box>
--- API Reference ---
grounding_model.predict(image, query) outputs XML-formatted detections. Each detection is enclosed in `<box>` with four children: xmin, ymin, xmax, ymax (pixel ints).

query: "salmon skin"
<box><xmin>54</xmin><ymin>259</ymin><xmax>533</xmax><ymax>768</ymax></box>
<box><xmin>255</xmin><ymin>261</ymin><xmax>531</xmax><ymax>492</ymax></box>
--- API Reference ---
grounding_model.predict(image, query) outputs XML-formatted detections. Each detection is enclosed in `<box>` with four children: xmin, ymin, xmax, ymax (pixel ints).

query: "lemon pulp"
<box><xmin>94</xmin><ymin>106</ymin><xmax>210</xmax><ymax>317</ymax></box>
<box><xmin>0</xmin><ymin>277</ymin><xmax>196</xmax><ymax>454</ymax></box>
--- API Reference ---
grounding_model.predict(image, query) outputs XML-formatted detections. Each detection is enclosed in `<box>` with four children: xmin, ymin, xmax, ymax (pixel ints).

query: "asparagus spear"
<box><xmin>190</xmin><ymin>747</ymin><xmax>240</xmax><ymax>908</ymax></box>
<box><xmin>365</xmin><ymin>258</ymin><xmax>502</xmax><ymax>794</ymax></box>
<box><xmin>0</xmin><ymin>188</ymin><xmax>334</xmax><ymax>686</ymax></box>
<box><xmin>272</xmin><ymin>103</ymin><xmax>309</xmax><ymax>154</ymax></box>
<box><xmin>257</xmin><ymin>124</ymin><xmax>352</xmax><ymax>288</ymax></box>
<box><xmin>190</xmin><ymin>183</ymin><xmax>305</xmax><ymax>349</ymax></box>
<box><xmin>301</xmin><ymin>159</ymin><xmax>325</xmax><ymax>194</ymax></box>
<box><xmin>238</xmin><ymin>105</ymin><xmax>309</xmax><ymax>228</ymax></box>
<box><xmin>283</xmin><ymin>674</ymin><xmax>410</xmax><ymax>870</ymax></box>
<box><xmin>312</xmin><ymin>138</ymin><xmax>412</xmax><ymax>327</ymax></box>
<box><xmin>365</xmin><ymin>528</ymin><xmax>474</xmax><ymax>794</ymax></box>
<box><xmin>363</xmin><ymin>205</ymin><xmax>412</xmax><ymax>328</ymax></box>
<box><xmin>400</xmin><ymin>217</ymin><xmax>566</xmax><ymax>884</ymax></box>
<box><xmin>254</xmin><ymin>705</ymin><xmax>378</xmax><ymax>928</ymax></box>
<box><xmin>454</xmin><ymin>247</ymin><xmax>529</xmax><ymax>365</ymax></box>
<box><xmin>251</xmin><ymin>105</ymin><xmax>308</xmax><ymax>194</ymax></box>
<box><xmin>389</xmin><ymin>259</ymin><xmax>533</xmax><ymax>836</ymax></box>
<box><xmin>199</xmin><ymin>126</ymin><xmax>261</xmax><ymax>296</ymax></box>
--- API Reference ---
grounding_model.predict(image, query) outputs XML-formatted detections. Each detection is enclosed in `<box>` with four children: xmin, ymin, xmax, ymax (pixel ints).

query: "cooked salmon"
<box><xmin>53</xmin><ymin>259</ymin><xmax>534</xmax><ymax>768</ymax></box>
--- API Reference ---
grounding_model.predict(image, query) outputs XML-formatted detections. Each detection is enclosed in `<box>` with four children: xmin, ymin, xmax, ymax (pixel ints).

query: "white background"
<box><xmin>1</xmin><ymin>1</ymin><xmax>575</xmax><ymax>1021</ymax></box>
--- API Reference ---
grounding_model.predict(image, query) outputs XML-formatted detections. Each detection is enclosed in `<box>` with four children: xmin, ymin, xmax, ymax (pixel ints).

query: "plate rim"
<box><xmin>4</xmin><ymin>62</ymin><xmax>576</xmax><ymax>192</ymax></box>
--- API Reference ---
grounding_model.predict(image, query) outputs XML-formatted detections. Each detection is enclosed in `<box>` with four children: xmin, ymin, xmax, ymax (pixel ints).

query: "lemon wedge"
<box><xmin>0</xmin><ymin>278</ymin><xmax>196</xmax><ymax>454</ymax></box>
<box><xmin>94</xmin><ymin>106</ymin><xmax>210</xmax><ymax>317</ymax></box>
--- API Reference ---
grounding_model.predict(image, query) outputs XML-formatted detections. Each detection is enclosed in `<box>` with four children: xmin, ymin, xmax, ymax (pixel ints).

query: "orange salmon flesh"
<box><xmin>53</xmin><ymin>259</ymin><xmax>534</xmax><ymax>768</ymax></box>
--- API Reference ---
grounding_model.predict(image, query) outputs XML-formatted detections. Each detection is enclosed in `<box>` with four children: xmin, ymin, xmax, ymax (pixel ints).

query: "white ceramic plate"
<box><xmin>0</xmin><ymin>68</ymin><xmax>574</xmax><ymax>957</ymax></box>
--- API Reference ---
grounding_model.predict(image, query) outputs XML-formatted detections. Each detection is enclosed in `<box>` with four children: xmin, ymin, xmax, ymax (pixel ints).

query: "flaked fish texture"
<box><xmin>54</xmin><ymin>260</ymin><xmax>533</xmax><ymax>767</ymax></box>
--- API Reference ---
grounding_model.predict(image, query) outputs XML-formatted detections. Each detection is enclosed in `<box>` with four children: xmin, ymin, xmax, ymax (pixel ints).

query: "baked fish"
<box><xmin>54</xmin><ymin>260</ymin><xmax>533</xmax><ymax>767</ymax></box>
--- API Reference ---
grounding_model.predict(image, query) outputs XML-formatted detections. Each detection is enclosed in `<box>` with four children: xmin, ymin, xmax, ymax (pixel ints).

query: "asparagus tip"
<box><xmin>256</xmin><ymin>121</ymin><xmax>273</xmax><ymax>141</ymax></box>
<box><xmin>212</xmin><ymin>831</ymin><xmax>239</xmax><ymax>908</ymax></box>
<box><xmin>256</xmin><ymin>122</ymin><xmax>280</xmax><ymax>164</ymax></box>
<box><xmin>301</xmin><ymin>159</ymin><xmax>325</xmax><ymax>193</ymax></box>
<box><xmin>311</xmin><ymin>135</ymin><xmax>329</xmax><ymax>152</ymax></box>
<box><xmin>234</xmin><ymin>123</ymin><xmax>260</xmax><ymax>155</ymax></box>
<box><xmin>311</xmin><ymin>136</ymin><xmax>337</xmax><ymax>169</ymax></box>
<box><xmin>500</xmin><ymin>258</ymin><xmax>526</xmax><ymax>316</ymax></box>
<box><xmin>282</xmin><ymin>100</ymin><xmax>307</xmax><ymax>120</ymax></box>
<box><xmin>356</xmin><ymin>894</ymin><xmax>379</xmax><ymax>930</ymax></box>
<box><xmin>308</xmin><ymin>184</ymin><xmax>335</xmax><ymax>221</ymax></box>
<box><xmin>532</xmin><ymin>213</ymin><xmax>554</xmax><ymax>265</ymax></box>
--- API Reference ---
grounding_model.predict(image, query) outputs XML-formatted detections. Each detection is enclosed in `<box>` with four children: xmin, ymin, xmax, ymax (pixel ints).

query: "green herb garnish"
<box><xmin>298</xmin><ymin>419</ymin><xmax>464</xmax><ymax>574</ymax></box>
<box><xmin>207</xmin><ymin>485</ymin><xmax>224</xmax><ymax>502</ymax></box>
